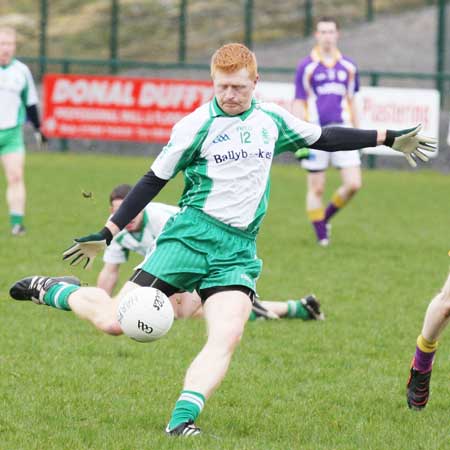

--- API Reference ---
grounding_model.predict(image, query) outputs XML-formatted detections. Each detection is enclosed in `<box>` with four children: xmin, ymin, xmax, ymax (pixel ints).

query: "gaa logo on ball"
<box><xmin>117</xmin><ymin>286</ymin><xmax>174</xmax><ymax>342</ymax></box>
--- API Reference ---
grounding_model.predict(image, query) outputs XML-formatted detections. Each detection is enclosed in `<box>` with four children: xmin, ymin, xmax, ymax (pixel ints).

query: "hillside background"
<box><xmin>0</xmin><ymin>0</ymin><xmax>440</xmax><ymax>70</ymax></box>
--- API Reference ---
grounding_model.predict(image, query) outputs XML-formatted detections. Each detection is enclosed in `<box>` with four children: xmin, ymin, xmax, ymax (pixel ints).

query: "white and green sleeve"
<box><xmin>259</xmin><ymin>102</ymin><xmax>321</xmax><ymax>155</ymax></box>
<box><xmin>151</xmin><ymin>104</ymin><xmax>213</xmax><ymax>180</ymax></box>
<box><xmin>0</xmin><ymin>60</ymin><xmax>39</xmax><ymax>129</ymax></box>
<box><xmin>23</xmin><ymin>63</ymin><xmax>39</xmax><ymax>107</ymax></box>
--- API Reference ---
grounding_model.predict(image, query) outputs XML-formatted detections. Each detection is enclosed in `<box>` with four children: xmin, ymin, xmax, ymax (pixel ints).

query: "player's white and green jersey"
<box><xmin>0</xmin><ymin>59</ymin><xmax>39</xmax><ymax>130</ymax></box>
<box><xmin>151</xmin><ymin>97</ymin><xmax>321</xmax><ymax>234</ymax></box>
<box><xmin>104</xmin><ymin>202</ymin><xmax>179</xmax><ymax>264</ymax></box>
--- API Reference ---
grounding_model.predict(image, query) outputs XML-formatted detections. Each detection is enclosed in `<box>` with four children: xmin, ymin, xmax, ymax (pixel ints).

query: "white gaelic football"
<box><xmin>117</xmin><ymin>287</ymin><xmax>174</xmax><ymax>342</ymax></box>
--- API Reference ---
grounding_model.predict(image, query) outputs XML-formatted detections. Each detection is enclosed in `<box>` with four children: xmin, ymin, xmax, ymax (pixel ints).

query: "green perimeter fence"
<box><xmin>32</xmin><ymin>0</ymin><xmax>444</xmax><ymax>63</ymax></box>
<box><xmin>26</xmin><ymin>0</ymin><xmax>447</xmax><ymax>80</ymax></box>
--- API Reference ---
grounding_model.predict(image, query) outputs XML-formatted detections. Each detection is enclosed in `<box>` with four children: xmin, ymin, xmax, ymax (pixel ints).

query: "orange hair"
<box><xmin>210</xmin><ymin>43</ymin><xmax>258</xmax><ymax>80</ymax></box>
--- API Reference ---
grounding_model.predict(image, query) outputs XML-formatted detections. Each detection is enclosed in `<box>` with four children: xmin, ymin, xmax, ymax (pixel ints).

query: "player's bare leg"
<box><xmin>256</xmin><ymin>296</ymin><xmax>324</xmax><ymax>321</ymax></box>
<box><xmin>328</xmin><ymin>165</ymin><xmax>362</xmax><ymax>214</ymax></box>
<box><xmin>337</xmin><ymin>166</ymin><xmax>362</xmax><ymax>203</ymax></box>
<box><xmin>184</xmin><ymin>290</ymin><xmax>251</xmax><ymax>396</ymax></box>
<box><xmin>323</xmin><ymin>165</ymin><xmax>361</xmax><ymax>233</ymax></box>
<box><xmin>166</xmin><ymin>290</ymin><xmax>251</xmax><ymax>435</ymax></box>
<box><xmin>171</xmin><ymin>292</ymin><xmax>203</xmax><ymax>319</ymax></box>
<box><xmin>420</xmin><ymin>272</ymin><xmax>450</xmax><ymax>341</ymax></box>
<box><xmin>1</xmin><ymin>152</ymin><xmax>26</xmax><ymax>234</ymax></box>
<box><xmin>67</xmin><ymin>287</ymin><xmax>122</xmax><ymax>335</ymax></box>
<box><xmin>10</xmin><ymin>276</ymin><xmax>141</xmax><ymax>336</ymax></box>
<box><xmin>306</xmin><ymin>171</ymin><xmax>328</xmax><ymax>246</ymax></box>
<box><xmin>68</xmin><ymin>281</ymin><xmax>141</xmax><ymax>335</ymax></box>
<box><xmin>72</xmin><ymin>284</ymin><xmax>202</xmax><ymax>331</ymax></box>
<box><xmin>407</xmin><ymin>272</ymin><xmax>450</xmax><ymax>410</ymax></box>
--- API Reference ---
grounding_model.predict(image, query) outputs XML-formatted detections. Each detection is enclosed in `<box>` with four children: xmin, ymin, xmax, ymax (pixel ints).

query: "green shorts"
<box><xmin>0</xmin><ymin>126</ymin><xmax>25</xmax><ymax>156</ymax></box>
<box><xmin>139</xmin><ymin>206</ymin><xmax>262</xmax><ymax>293</ymax></box>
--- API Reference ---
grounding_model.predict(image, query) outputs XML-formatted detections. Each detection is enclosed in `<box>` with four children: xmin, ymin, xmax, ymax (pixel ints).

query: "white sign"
<box><xmin>255</xmin><ymin>81</ymin><xmax>295</xmax><ymax>113</ymax></box>
<box><xmin>357</xmin><ymin>86</ymin><xmax>439</xmax><ymax>156</ymax></box>
<box><xmin>255</xmin><ymin>82</ymin><xmax>440</xmax><ymax>157</ymax></box>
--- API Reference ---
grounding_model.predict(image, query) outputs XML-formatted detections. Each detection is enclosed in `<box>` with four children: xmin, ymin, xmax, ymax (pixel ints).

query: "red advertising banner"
<box><xmin>42</xmin><ymin>74</ymin><xmax>213</xmax><ymax>143</ymax></box>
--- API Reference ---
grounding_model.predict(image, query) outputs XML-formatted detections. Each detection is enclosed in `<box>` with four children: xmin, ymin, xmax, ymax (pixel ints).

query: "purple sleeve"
<box><xmin>354</xmin><ymin>69</ymin><xmax>360</xmax><ymax>93</ymax></box>
<box><xmin>345</xmin><ymin>56</ymin><xmax>360</xmax><ymax>94</ymax></box>
<box><xmin>294</xmin><ymin>59</ymin><xmax>308</xmax><ymax>100</ymax></box>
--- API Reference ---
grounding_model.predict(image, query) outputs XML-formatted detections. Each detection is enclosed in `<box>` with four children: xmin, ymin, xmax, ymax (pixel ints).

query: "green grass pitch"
<box><xmin>0</xmin><ymin>152</ymin><xmax>448</xmax><ymax>449</ymax></box>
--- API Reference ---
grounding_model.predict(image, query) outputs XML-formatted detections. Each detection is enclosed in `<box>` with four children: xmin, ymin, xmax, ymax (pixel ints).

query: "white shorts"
<box><xmin>301</xmin><ymin>148</ymin><xmax>361</xmax><ymax>171</ymax></box>
<box><xmin>302</xmin><ymin>122</ymin><xmax>361</xmax><ymax>171</ymax></box>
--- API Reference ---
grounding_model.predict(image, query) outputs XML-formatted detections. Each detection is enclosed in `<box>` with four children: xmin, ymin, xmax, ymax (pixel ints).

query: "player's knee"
<box><xmin>213</xmin><ymin>321</ymin><xmax>246</xmax><ymax>352</ymax></box>
<box><xmin>346</xmin><ymin>179</ymin><xmax>362</xmax><ymax>195</ymax></box>
<box><xmin>6</xmin><ymin>170</ymin><xmax>23</xmax><ymax>185</ymax></box>
<box><xmin>430</xmin><ymin>288</ymin><xmax>450</xmax><ymax>319</ymax></box>
<box><xmin>310</xmin><ymin>184</ymin><xmax>325</xmax><ymax>197</ymax></box>
<box><xmin>438</xmin><ymin>292</ymin><xmax>450</xmax><ymax>317</ymax></box>
<box><xmin>93</xmin><ymin>316</ymin><xmax>123</xmax><ymax>335</ymax></box>
<box><xmin>229</xmin><ymin>323</ymin><xmax>245</xmax><ymax>346</ymax></box>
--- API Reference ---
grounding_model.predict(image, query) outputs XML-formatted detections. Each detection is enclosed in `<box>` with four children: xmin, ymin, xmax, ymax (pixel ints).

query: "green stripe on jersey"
<box><xmin>177</xmin><ymin>117</ymin><xmax>215</xmax><ymax>208</ymax></box>
<box><xmin>18</xmin><ymin>83</ymin><xmax>29</xmax><ymax>125</ymax></box>
<box><xmin>172</xmin><ymin>117</ymin><xmax>214</xmax><ymax>176</ymax></box>
<box><xmin>181</xmin><ymin>156</ymin><xmax>212</xmax><ymax>209</ymax></box>
<box><xmin>246</xmin><ymin>178</ymin><xmax>271</xmax><ymax>234</ymax></box>
<box><xmin>260</xmin><ymin>108</ymin><xmax>309</xmax><ymax>155</ymax></box>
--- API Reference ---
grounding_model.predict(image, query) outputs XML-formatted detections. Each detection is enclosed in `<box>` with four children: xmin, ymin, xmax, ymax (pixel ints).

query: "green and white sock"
<box><xmin>10</xmin><ymin>213</ymin><xmax>24</xmax><ymax>227</ymax></box>
<box><xmin>287</xmin><ymin>300</ymin><xmax>311</xmax><ymax>320</ymax></box>
<box><xmin>43</xmin><ymin>283</ymin><xmax>79</xmax><ymax>311</ymax></box>
<box><xmin>168</xmin><ymin>390</ymin><xmax>205</xmax><ymax>430</ymax></box>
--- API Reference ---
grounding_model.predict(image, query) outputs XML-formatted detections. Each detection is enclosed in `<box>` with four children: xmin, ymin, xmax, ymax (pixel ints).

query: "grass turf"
<box><xmin>0</xmin><ymin>152</ymin><xmax>448</xmax><ymax>449</ymax></box>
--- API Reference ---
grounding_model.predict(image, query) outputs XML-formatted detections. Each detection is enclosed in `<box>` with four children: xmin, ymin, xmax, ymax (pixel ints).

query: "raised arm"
<box><xmin>97</xmin><ymin>262</ymin><xmax>121</xmax><ymax>295</ymax></box>
<box><xmin>106</xmin><ymin>170</ymin><xmax>168</xmax><ymax>233</ymax></box>
<box><xmin>312</xmin><ymin>124</ymin><xmax>436</xmax><ymax>167</ymax></box>
<box><xmin>63</xmin><ymin>169</ymin><xmax>167</xmax><ymax>270</ymax></box>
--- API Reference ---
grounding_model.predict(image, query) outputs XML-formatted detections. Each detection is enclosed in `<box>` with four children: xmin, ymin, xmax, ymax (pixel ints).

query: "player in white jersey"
<box><xmin>99</xmin><ymin>183</ymin><xmax>324</xmax><ymax>321</ymax></box>
<box><xmin>10</xmin><ymin>43</ymin><xmax>435</xmax><ymax>437</ymax></box>
<box><xmin>0</xmin><ymin>27</ymin><xmax>47</xmax><ymax>235</ymax></box>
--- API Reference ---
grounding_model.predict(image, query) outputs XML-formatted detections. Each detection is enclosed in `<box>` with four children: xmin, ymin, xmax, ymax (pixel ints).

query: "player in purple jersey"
<box><xmin>293</xmin><ymin>17</ymin><xmax>362</xmax><ymax>246</ymax></box>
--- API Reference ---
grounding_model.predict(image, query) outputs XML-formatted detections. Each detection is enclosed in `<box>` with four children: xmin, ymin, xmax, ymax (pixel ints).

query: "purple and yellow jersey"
<box><xmin>294</xmin><ymin>47</ymin><xmax>359</xmax><ymax>126</ymax></box>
